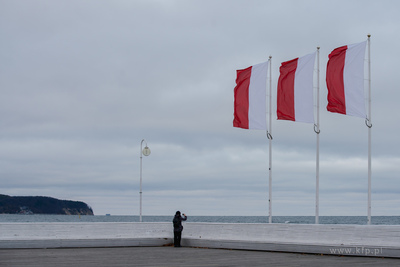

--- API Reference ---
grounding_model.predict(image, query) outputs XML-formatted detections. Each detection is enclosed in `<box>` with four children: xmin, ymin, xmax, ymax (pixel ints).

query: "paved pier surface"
<box><xmin>0</xmin><ymin>247</ymin><xmax>399</xmax><ymax>267</ymax></box>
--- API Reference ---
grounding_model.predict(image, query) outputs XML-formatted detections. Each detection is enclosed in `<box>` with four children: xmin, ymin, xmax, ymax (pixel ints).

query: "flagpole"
<box><xmin>367</xmin><ymin>34</ymin><xmax>372</xmax><ymax>225</ymax></box>
<box><xmin>315</xmin><ymin>47</ymin><xmax>321</xmax><ymax>224</ymax></box>
<box><xmin>267</xmin><ymin>56</ymin><xmax>273</xmax><ymax>224</ymax></box>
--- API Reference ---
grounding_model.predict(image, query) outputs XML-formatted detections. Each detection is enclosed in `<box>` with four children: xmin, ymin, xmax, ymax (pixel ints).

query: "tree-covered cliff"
<box><xmin>0</xmin><ymin>194</ymin><xmax>94</xmax><ymax>215</ymax></box>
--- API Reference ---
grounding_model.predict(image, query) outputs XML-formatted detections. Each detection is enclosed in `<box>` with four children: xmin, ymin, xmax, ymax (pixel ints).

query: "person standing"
<box><xmin>172</xmin><ymin>211</ymin><xmax>187</xmax><ymax>247</ymax></box>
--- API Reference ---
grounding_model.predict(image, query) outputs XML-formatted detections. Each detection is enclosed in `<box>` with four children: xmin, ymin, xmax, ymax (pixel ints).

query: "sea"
<box><xmin>0</xmin><ymin>215</ymin><xmax>399</xmax><ymax>225</ymax></box>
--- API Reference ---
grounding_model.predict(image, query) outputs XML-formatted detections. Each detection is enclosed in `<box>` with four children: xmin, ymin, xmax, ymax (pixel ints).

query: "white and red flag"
<box><xmin>233</xmin><ymin>61</ymin><xmax>269</xmax><ymax>130</ymax></box>
<box><xmin>326</xmin><ymin>41</ymin><xmax>367</xmax><ymax>118</ymax></box>
<box><xmin>277</xmin><ymin>52</ymin><xmax>316</xmax><ymax>123</ymax></box>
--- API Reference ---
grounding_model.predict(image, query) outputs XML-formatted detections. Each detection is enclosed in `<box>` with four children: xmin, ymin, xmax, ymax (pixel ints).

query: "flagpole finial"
<box><xmin>367</xmin><ymin>34</ymin><xmax>371</xmax><ymax>38</ymax></box>
<box><xmin>269</xmin><ymin>55</ymin><xmax>272</xmax><ymax>59</ymax></box>
<box><xmin>317</xmin><ymin>47</ymin><xmax>320</xmax><ymax>50</ymax></box>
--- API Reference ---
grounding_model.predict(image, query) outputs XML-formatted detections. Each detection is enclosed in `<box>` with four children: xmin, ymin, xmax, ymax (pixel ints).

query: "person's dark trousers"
<box><xmin>174</xmin><ymin>231</ymin><xmax>182</xmax><ymax>247</ymax></box>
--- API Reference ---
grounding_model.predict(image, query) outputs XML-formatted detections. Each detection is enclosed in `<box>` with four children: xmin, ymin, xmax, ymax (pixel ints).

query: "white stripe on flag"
<box><xmin>294</xmin><ymin>52</ymin><xmax>316</xmax><ymax>123</ymax></box>
<box><xmin>248</xmin><ymin>61</ymin><xmax>268</xmax><ymax>130</ymax></box>
<box><xmin>344</xmin><ymin>41</ymin><xmax>367</xmax><ymax>118</ymax></box>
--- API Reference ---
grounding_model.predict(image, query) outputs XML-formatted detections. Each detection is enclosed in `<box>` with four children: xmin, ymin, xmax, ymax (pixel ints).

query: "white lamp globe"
<box><xmin>142</xmin><ymin>146</ymin><xmax>151</xmax><ymax>156</ymax></box>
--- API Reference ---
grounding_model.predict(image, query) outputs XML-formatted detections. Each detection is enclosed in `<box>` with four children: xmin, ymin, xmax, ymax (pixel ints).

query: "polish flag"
<box><xmin>326</xmin><ymin>41</ymin><xmax>367</xmax><ymax>118</ymax></box>
<box><xmin>233</xmin><ymin>61</ymin><xmax>269</xmax><ymax>130</ymax></box>
<box><xmin>277</xmin><ymin>52</ymin><xmax>316</xmax><ymax>123</ymax></box>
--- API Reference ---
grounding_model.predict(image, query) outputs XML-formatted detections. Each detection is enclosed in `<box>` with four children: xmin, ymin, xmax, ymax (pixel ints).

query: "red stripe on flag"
<box><xmin>233</xmin><ymin>66</ymin><xmax>252</xmax><ymax>129</ymax></box>
<box><xmin>326</xmin><ymin>45</ymin><xmax>347</xmax><ymax>115</ymax></box>
<box><xmin>277</xmin><ymin>58</ymin><xmax>298</xmax><ymax>121</ymax></box>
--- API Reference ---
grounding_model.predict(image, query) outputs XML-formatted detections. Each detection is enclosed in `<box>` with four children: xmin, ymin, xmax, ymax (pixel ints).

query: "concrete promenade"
<box><xmin>1</xmin><ymin>222</ymin><xmax>400</xmax><ymax>261</ymax></box>
<box><xmin>1</xmin><ymin>246</ymin><xmax>400</xmax><ymax>267</ymax></box>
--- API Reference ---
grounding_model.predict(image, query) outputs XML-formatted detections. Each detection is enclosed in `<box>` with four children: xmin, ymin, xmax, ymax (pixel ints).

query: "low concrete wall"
<box><xmin>1</xmin><ymin>222</ymin><xmax>400</xmax><ymax>258</ymax></box>
<box><xmin>182</xmin><ymin>223</ymin><xmax>400</xmax><ymax>258</ymax></box>
<box><xmin>0</xmin><ymin>222</ymin><xmax>172</xmax><ymax>248</ymax></box>
<box><xmin>0</xmin><ymin>222</ymin><xmax>171</xmax><ymax>240</ymax></box>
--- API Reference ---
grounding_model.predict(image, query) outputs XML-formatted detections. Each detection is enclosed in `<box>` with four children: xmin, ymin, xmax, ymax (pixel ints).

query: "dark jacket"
<box><xmin>173</xmin><ymin>214</ymin><xmax>187</xmax><ymax>232</ymax></box>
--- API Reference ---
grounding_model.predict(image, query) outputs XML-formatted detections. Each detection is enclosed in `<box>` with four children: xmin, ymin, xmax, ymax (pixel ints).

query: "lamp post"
<box><xmin>140</xmin><ymin>139</ymin><xmax>151</xmax><ymax>222</ymax></box>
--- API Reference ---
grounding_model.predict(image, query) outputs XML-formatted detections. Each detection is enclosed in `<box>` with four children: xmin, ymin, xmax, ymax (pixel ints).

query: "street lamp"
<box><xmin>139</xmin><ymin>139</ymin><xmax>151</xmax><ymax>222</ymax></box>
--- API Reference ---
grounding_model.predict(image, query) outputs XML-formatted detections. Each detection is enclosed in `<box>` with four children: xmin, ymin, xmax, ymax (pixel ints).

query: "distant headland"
<box><xmin>0</xmin><ymin>194</ymin><xmax>94</xmax><ymax>215</ymax></box>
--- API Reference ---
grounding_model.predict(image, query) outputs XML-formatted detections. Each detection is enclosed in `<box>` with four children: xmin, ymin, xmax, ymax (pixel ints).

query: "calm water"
<box><xmin>0</xmin><ymin>215</ymin><xmax>399</xmax><ymax>225</ymax></box>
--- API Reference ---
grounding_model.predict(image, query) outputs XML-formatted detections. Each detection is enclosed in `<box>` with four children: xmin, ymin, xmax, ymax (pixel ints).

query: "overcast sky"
<box><xmin>1</xmin><ymin>0</ymin><xmax>399</xmax><ymax>218</ymax></box>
